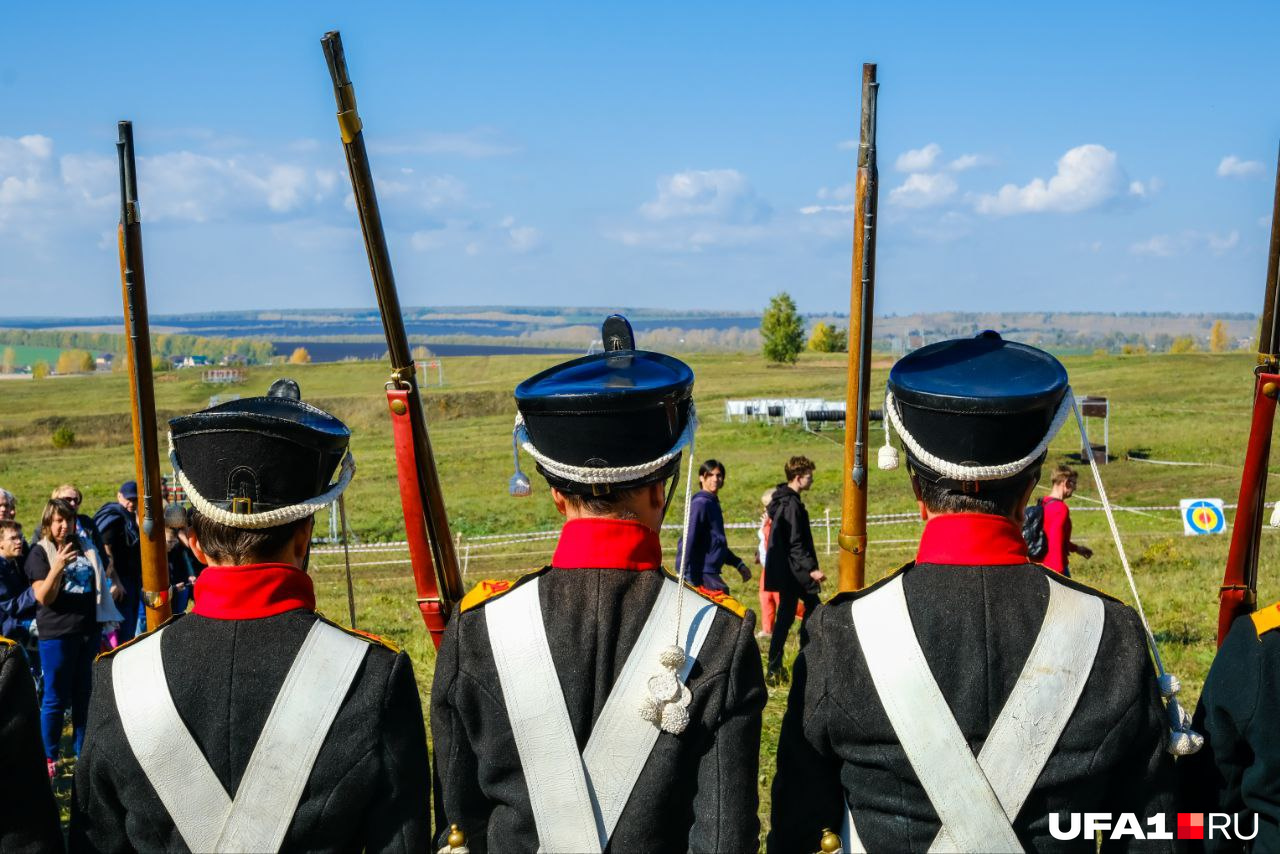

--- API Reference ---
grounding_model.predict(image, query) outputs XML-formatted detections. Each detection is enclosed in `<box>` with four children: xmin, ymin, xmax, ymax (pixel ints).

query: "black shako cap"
<box><xmin>888</xmin><ymin>331</ymin><xmax>1068</xmax><ymax>487</ymax></box>
<box><xmin>169</xmin><ymin>379</ymin><xmax>349</xmax><ymax>515</ymax></box>
<box><xmin>514</xmin><ymin>325</ymin><xmax>694</xmax><ymax>493</ymax></box>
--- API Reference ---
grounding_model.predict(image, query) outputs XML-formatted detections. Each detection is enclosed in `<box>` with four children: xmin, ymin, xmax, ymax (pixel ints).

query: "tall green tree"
<box><xmin>761</xmin><ymin>292</ymin><xmax>805</xmax><ymax>364</ymax></box>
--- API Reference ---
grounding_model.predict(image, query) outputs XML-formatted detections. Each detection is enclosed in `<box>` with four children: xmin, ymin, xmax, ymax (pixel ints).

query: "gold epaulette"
<box><xmin>0</xmin><ymin>635</ymin><xmax>14</xmax><ymax>647</ymax></box>
<box><xmin>1251</xmin><ymin>601</ymin><xmax>1280</xmax><ymax>638</ymax></box>
<box><xmin>459</xmin><ymin>568</ymin><xmax>545</xmax><ymax>614</ymax></box>
<box><xmin>96</xmin><ymin>616</ymin><xmax>180</xmax><ymax>661</ymax></box>
<box><xmin>659</xmin><ymin>566</ymin><xmax>748</xmax><ymax>618</ymax></box>
<box><xmin>317</xmin><ymin>612</ymin><xmax>402</xmax><ymax>654</ymax></box>
<box><xmin>691</xmin><ymin>585</ymin><xmax>747</xmax><ymax>618</ymax></box>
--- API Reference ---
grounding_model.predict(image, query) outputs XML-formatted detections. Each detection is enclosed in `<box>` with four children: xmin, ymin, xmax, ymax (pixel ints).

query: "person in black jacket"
<box><xmin>1177</xmin><ymin>604</ymin><xmax>1280</xmax><ymax>851</ymax></box>
<box><xmin>769</xmin><ymin>333</ymin><xmax>1174</xmax><ymax>853</ymax></box>
<box><xmin>432</xmin><ymin>316</ymin><xmax>765</xmax><ymax>854</ymax></box>
<box><xmin>0</xmin><ymin>635</ymin><xmax>63</xmax><ymax>853</ymax></box>
<box><xmin>71</xmin><ymin>379</ymin><xmax>431</xmax><ymax>852</ymax></box>
<box><xmin>763</xmin><ymin>455</ymin><xmax>824</xmax><ymax>684</ymax></box>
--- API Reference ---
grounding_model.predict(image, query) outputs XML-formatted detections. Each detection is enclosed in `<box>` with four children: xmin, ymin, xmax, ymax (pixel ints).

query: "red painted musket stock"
<box><xmin>1219</xmin><ymin>372</ymin><xmax>1280</xmax><ymax>644</ymax></box>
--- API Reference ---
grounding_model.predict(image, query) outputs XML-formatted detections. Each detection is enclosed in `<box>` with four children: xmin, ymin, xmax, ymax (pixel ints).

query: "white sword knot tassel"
<box><xmin>638</xmin><ymin>644</ymin><xmax>692</xmax><ymax>734</ymax></box>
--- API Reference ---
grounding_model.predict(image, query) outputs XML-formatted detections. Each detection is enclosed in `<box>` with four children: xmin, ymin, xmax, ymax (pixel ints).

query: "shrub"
<box><xmin>51</xmin><ymin>426</ymin><xmax>76</xmax><ymax>449</ymax></box>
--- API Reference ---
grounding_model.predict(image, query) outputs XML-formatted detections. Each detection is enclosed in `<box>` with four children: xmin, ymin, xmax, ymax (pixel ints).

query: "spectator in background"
<box><xmin>0</xmin><ymin>487</ymin><xmax>29</xmax><ymax>559</ymax></box>
<box><xmin>94</xmin><ymin>481</ymin><xmax>143</xmax><ymax>641</ymax></box>
<box><xmin>679</xmin><ymin>459</ymin><xmax>751</xmax><ymax>593</ymax></box>
<box><xmin>756</xmin><ymin>487</ymin><xmax>779</xmax><ymax>640</ymax></box>
<box><xmin>164</xmin><ymin>504</ymin><xmax>203</xmax><ymax>614</ymax></box>
<box><xmin>764</xmin><ymin>455</ymin><xmax>824</xmax><ymax>685</ymax></box>
<box><xmin>0</xmin><ymin>520</ymin><xmax>37</xmax><ymax>645</ymax></box>
<box><xmin>53</xmin><ymin>483</ymin><xmax>122</xmax><ymax>605</ymax></box>
<box><xmin>26</xmin><ymin>498</ymin><xmax>104</xmax><ymax>777</ymax></box>
<box><xmin>1041</xmin><ymin>465</ymin><xmax>1092</xmax><ymax>577</ymax></box>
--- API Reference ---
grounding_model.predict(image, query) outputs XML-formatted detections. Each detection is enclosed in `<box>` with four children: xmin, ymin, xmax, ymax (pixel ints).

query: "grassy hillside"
<box><xmin>24</xmin><ymin>349</ymin><xmax>1278</xmax><ymax>845</ymax></box>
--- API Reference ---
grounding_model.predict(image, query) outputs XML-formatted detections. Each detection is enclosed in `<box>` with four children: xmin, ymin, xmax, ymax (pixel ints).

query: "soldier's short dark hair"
<box><xmin>560</xmin><ymin>484</ymin><xmax>650</xmax><ymax>520</ymax></box>
<box><xmin>189</xmin><ymin>509</ymin><xmax>310</xmax><ymax>565</ymax></box>
<box><xmin>784</xmin><ymin>455</ymin><xmax>815</xmax><ymax>481</ymax></box>
<box><xmin>916</xmin><ymin>468</ymin><xmax>1039</xmax><ymax>518</ymax></box>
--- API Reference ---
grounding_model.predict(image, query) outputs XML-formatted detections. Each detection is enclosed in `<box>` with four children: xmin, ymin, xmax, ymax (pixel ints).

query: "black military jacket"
<box><xmin>0</xmin><ymin>638</ymin><xmax>62</xmax><ymax>854</ymax></box>
<box><xmin>769</xmin><ymin>513</ymin><xmax>1174</xmax><ymax>853</ymax></box>
<box><xmin>1178</xmin><ymin>605</ymin><xmax>1280</xmax><ymax>853</ymax></box>
<box><xmin>69</xmin><ymin>562</ymin><xmax>431</xmax><ymax>853</ymax></box>
<box><xmin>432</xmin><ymin>517</ymin><xmax>766</xmax><ymax>854</ymax></box>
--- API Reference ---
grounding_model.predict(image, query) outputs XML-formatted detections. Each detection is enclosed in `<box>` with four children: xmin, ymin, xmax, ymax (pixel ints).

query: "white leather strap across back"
<box><xmin>486</xmin><ymin>578</ymin><xmax>604</xmax><ymax>853</ymax></box>
<box><xmin>215</xmin><ymin>622</ymin><xmax>370</xmax><ymax>852</ymax></box>
<box><xmin>850</xmin><ymin>573</ymin><xmax>1104</xmax><ymax>853</ymax></box>
<box><xmin>581</xmin><ymin>579</ymin><xmax>715</xmax><ymax>839</ymax></box>
<box><xmin>113</xmin><ymin>621</ymin><xmax>370</xmax><ymax>853</ymax></box>
<box><xmin>114</xmin><ymin>628</ymin><xmax>231</xmax><ymax>852</ymax></box>
<box><xmin>486</xmin><ymin>577</ymin><xmax>717</xmax><ymax>853</ymax></box>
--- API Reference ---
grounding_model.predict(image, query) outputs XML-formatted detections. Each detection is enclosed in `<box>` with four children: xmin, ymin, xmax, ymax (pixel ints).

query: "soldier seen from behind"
<box><xmin>432</xmin><ymin>315</ymin><xmax>766</xmax><ymax>853</ymax></box>
<box><xmin>769</xmin><ymin>332</ymin><xmax>1175</xmax><ymax>852</ymax></box>
<box><xmin>0</xmin><ymin>631</ymin><xmax>62</xmax><ymax>853</ymax></box>
<box><xmin>71</xmin><ymin>379</ymin><xmax>431</xmax><ymax>853</ymax></box>
<box><xmin>1177</xmin><ymin>602</ymin><xmax>1280</xmax><ymax>850</ymax></box>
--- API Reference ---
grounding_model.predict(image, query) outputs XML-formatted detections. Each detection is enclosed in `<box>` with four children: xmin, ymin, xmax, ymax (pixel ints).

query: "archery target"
<box><xmin>1180</xmin><ymin>499</ymin><xmax>1226</xmax><ymax>536</ymax></box>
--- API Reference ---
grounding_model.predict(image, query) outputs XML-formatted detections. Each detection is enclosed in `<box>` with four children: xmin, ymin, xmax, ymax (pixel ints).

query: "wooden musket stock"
<box><xmin>116</xmin><ymin>121</ymin><xmax>172</xmax><ymax>631</ymax></box>
<box><xmin>1218</xmin><ymin>142</ymin><xmax>1280</xmax><ymax>645</ymax></box>
<box><xmin>320</xmin><ymin>31</ymin><xmax>463</xmax><ymax>645</ymax></box>
<box><xmin>837</xmin><ymin>64</ymin><xmax>880</xmax><ymax>593</ymax></box>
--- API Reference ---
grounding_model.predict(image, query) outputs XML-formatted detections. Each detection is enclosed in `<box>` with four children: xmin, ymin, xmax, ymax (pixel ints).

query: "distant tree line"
<box><xmin>0</xmin><ymin>329</ymin><xmax>275</xmax><ymax>366</ymax></box>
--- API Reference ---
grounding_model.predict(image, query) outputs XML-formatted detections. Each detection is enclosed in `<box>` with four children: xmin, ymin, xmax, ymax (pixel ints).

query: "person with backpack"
<box><xmin>1036</xmin><ymin>464</ymin><xmax>1092</xmax><ymax>576</ymax></box>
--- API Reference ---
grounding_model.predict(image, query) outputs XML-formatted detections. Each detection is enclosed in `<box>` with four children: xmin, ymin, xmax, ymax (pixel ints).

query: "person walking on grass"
<box><xmin>763</xmin><ymin>455</ymin><xmax>824</xmax><ymax>685</ymax></box>
<box><xmin>1040</xmin><ymin>464</ymin><xmax>1092</xmax><ymax>576</ymax></box>
<box><xmin>679</xmin><ymin>459</ymin><xmax>751</xmax><ymax>593</ymax></box>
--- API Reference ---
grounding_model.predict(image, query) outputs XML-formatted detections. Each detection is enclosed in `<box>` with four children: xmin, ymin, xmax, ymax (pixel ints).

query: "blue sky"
<box><xmin>2</xmin><ymin>1</ymin><xmax>1278</xmax><ymax>317</ymax></box>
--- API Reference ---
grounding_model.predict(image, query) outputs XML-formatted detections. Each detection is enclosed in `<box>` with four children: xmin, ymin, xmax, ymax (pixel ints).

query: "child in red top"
<box><xmin>1041</xmin><ymin>465</ymin><xmax>1093</xmax><ymax>576</ymax></box>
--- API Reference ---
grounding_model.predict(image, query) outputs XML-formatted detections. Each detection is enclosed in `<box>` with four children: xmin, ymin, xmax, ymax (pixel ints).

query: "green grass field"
<box><xmin>21</xmin><ymin>349</ymin><xmax>1280</xmax><ymax>845</ymax></box>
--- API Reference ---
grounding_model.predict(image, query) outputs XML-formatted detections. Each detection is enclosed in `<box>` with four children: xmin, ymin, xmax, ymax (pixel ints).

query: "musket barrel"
<box><xmin>1260</xmin><ymin>143</ymin><xmax>1280</xmax><ymax>363</ymax></box>
<box><xmin>320</xmin><ymin>31</ymin><xmax>463</xmax><ymax>620</ymax></box>
<box><xmin>116</xmin><ymin>121</ymin><xmax>172</xmax><ymax>631</ymax></box>
<box><xmin>837</xmin><ymin>63</ymin><xmax>879</xmax><ymax>593</ymax></box>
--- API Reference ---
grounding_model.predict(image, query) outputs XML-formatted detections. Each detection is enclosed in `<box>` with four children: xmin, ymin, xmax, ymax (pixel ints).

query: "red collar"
<box><xmin>916</xmin><ymin>514</ymin><xmax>1029</xmax><ymax>566</ymax></box>
<box><xmin>192</xmin><ymin>563</ymin><xmax>316</xmax><ymax>619</ymax></box>
<box><xmin>551</xmin><ymin>518</ymin><xmax>663</xmax><ymax>571</ymax></box>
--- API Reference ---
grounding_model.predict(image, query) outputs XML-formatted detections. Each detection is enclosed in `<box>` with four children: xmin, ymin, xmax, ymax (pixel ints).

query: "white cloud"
<box><xmin>837</xmin><ymin>139</ymin><xmax>857</xmax><ymax>151</ymax></box>
<box><xmin>501</xmin><ymin>215</ymin><xmax>543</xmax><ymax>253</ymax></box>
<box><xmin>889</xmin><ymin>172</ymin><xmax>958</xmax><ymax>209</ymax></box>
<box><xmin>639</xmin><ymin>169</ymin><xmax>771</xmax><ymax>225</ymax></box>
<box><xmin>1130</xmin><ymin>229</ymin><xmax>1239</xmax><ymax>257</ymax></box>
<box><xmin>948</xmin><ymin>153</ymin><xmax>991</xmax><ymax>172</ymax></box>
<box><xmin>1218</xmin><ymin>155</ymin><xmax>1264</xmax><ymax>178</ymax></box>
<box><xmin>370</xmin><ymin>129</ymin><xmax>520</xmax><ymax>158</ymax></box>
<box><xmin>817</xmin><ymin>183</ymin><xmax>855</xmax><ymax>202</ymax></box>
<box><xmin>895</xmin><ymin>143</ymin><xmax>942</xmax><ymax>173</ymax></box>
<box><xmin>799</xmin><ymin>204</ymin><xmax>856</xmax><ymax>215</ymax></box>
<box><xmin>974</xmin><ymin>144</ymin><xmax>1136</xmax><ymax>215</ymax></box>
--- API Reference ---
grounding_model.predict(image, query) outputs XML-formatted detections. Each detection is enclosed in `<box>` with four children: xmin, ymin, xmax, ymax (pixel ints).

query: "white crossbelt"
<box><xmin>485</xmin><ymin>577</ymin><xmax>717</xmax><ymax>853</ymax></box>
<box><xmin>112</xmin><ymin>620</ymin><xmax>369</xmax><ymax>853</ymax></box>
<box><xmin>847</xmin><ymin>573</ymin><xmax>1104</xmax><ymax>853</ymax></box>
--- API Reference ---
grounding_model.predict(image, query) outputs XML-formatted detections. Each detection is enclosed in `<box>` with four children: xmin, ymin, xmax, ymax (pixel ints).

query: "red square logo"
<box><xmin>1177</xmin><ymin>813</ymin><xmax>1205</xmax><ymax>840</ymax></box>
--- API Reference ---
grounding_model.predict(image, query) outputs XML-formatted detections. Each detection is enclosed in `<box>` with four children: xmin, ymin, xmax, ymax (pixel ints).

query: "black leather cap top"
<box><xmin>888</xmin><ymin>332</ymin><xmax>1068</xmax><ymax>486</ymax></box>
<box><xmin>514</xmin><ymin>321</ymin><xmax>694</xmax><ymax>492</ymax></box>
<box><xmin>169</xmin><ymin>381</ymin><xmax>349</xmax><ymax>517</ymax></box>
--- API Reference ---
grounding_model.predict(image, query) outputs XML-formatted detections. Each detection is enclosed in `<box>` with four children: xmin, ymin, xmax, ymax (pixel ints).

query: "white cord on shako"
<box><xmin>880</xmin><ymin>387</ymin><xmax>1203</xmax><ymax>756</ymax></box>
<box><xmin>168</xmin><ymin>432</ymin><xmax>357</xmax><ymax>530</ymax></box>
<box><xmin>514</xmin><ymin>404</ymin><xmax>702</xmax><ymax>735</ymax></box>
